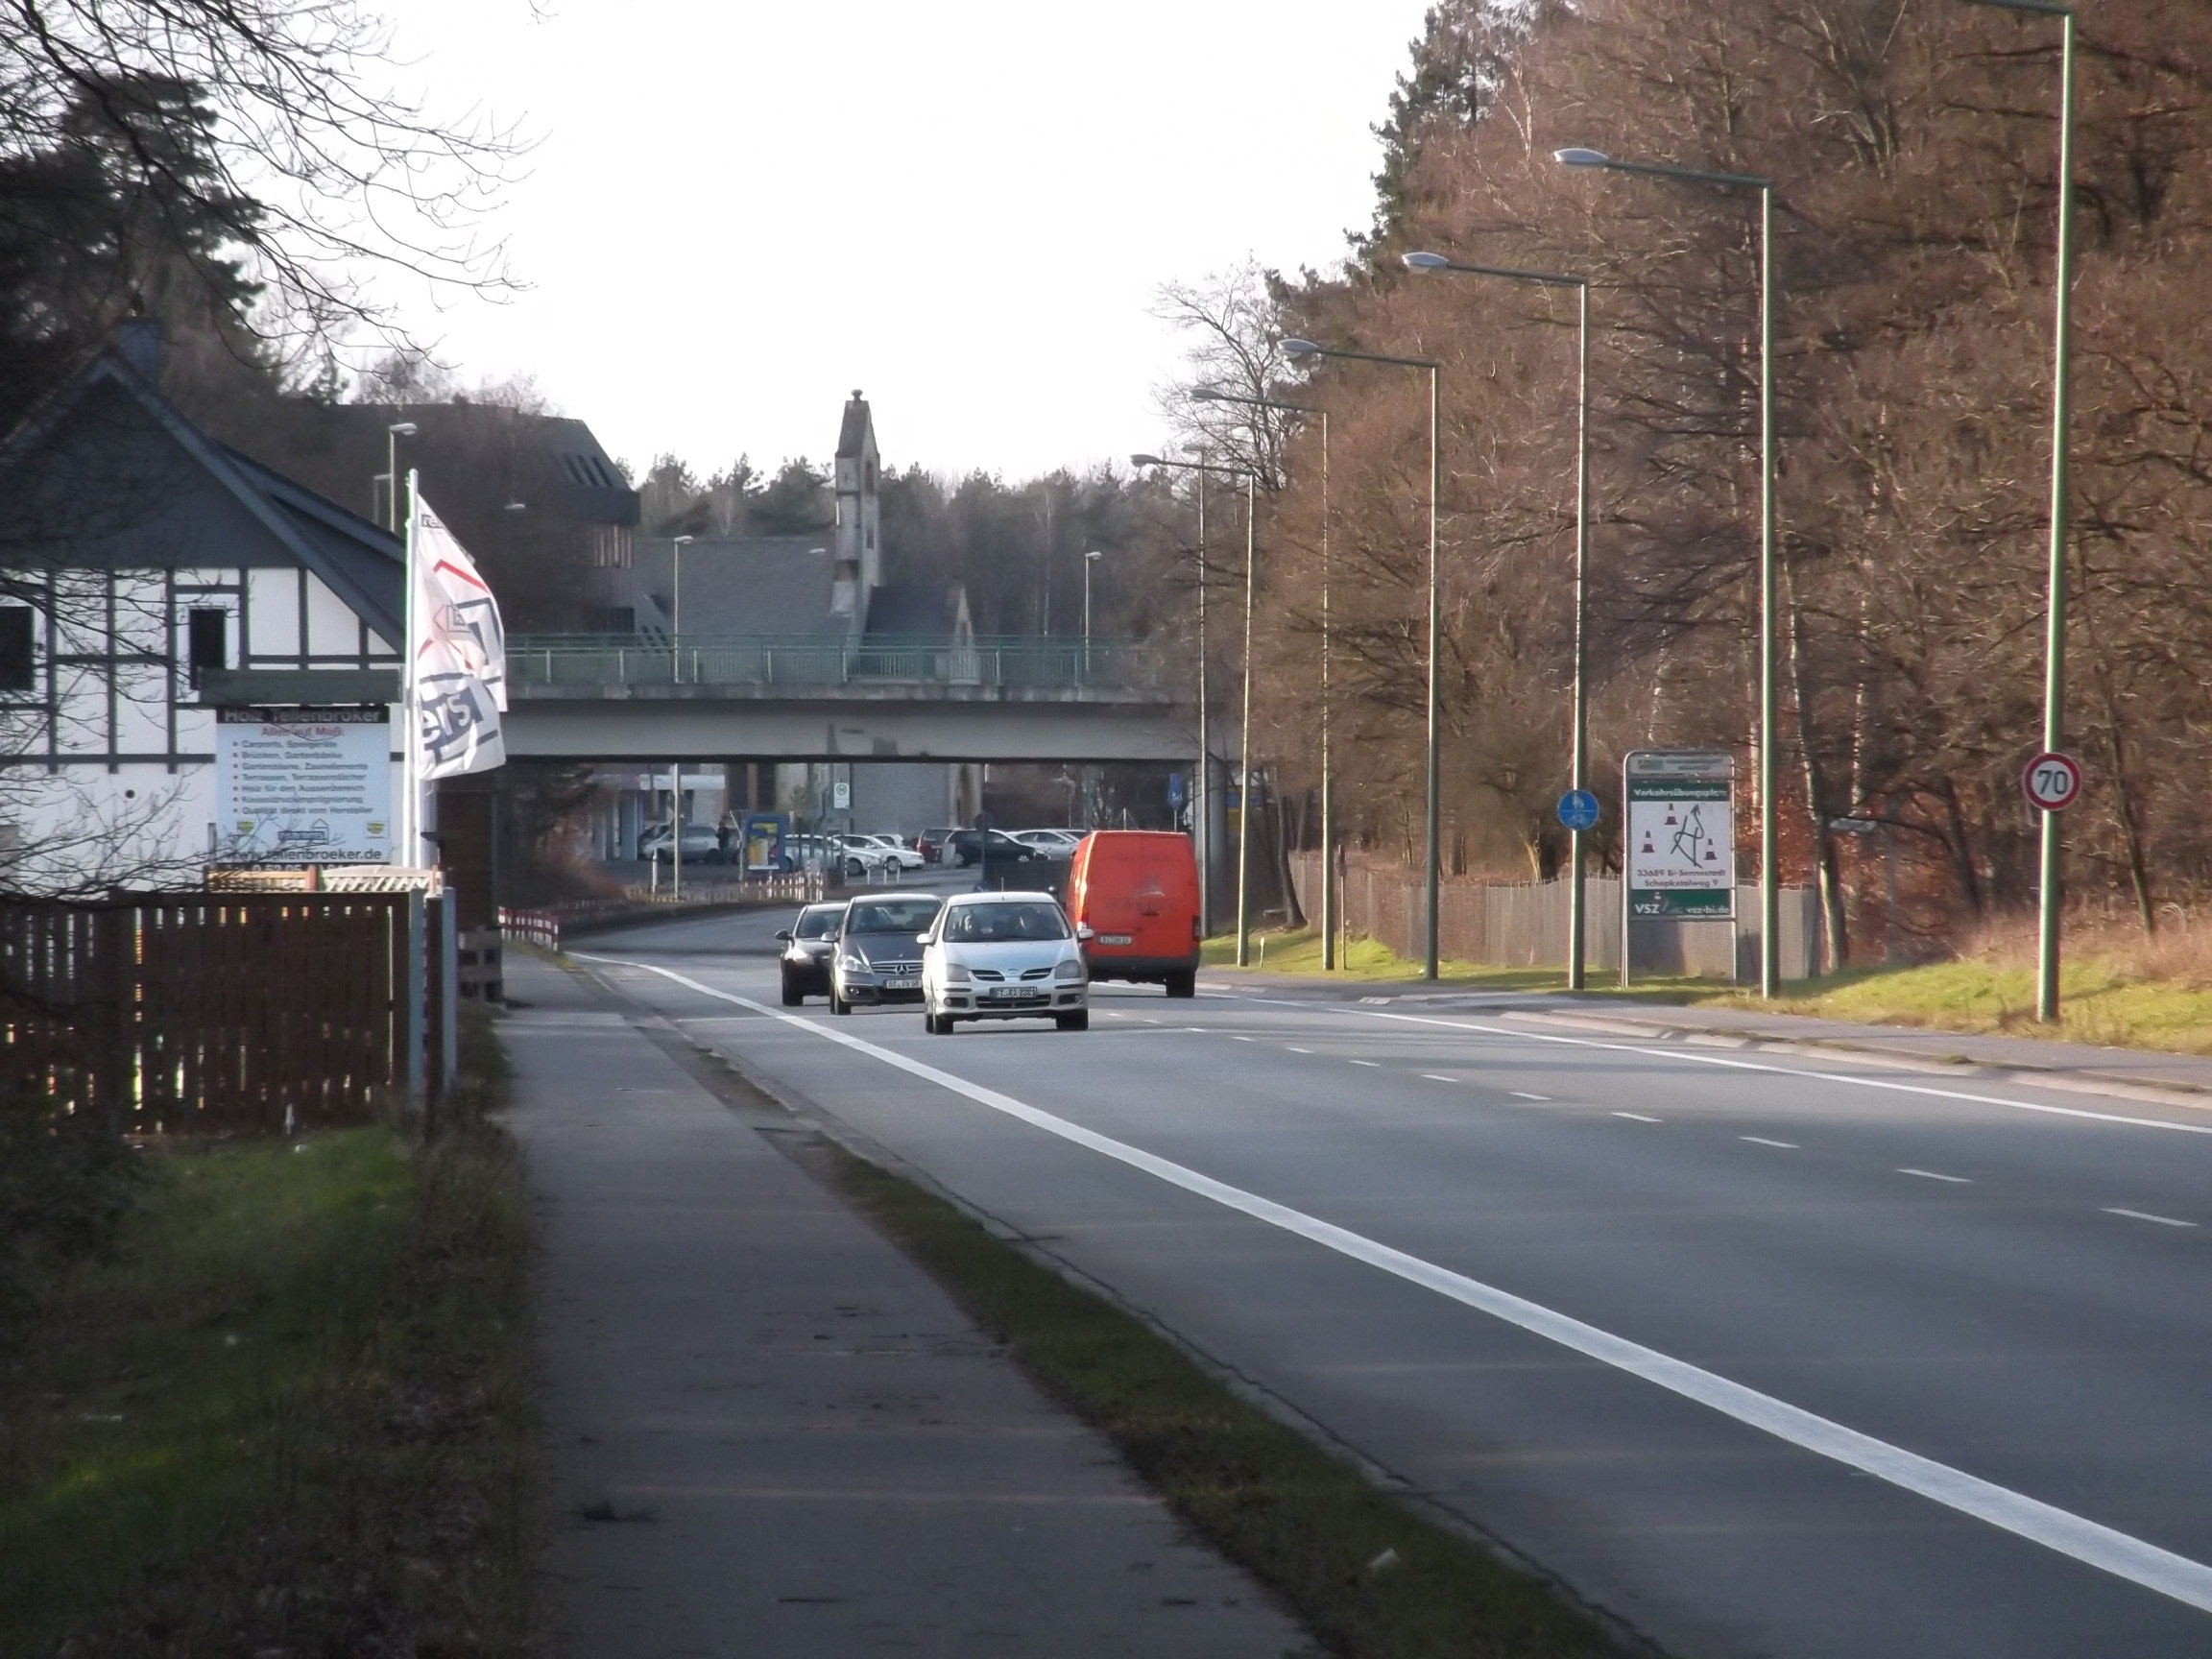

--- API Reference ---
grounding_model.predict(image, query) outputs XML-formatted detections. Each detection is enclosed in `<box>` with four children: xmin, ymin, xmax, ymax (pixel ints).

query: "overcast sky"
<box><xmin>372</xmin><ymin>0</ymin><xmax>1432</xmax><ymax>482</ymax></box>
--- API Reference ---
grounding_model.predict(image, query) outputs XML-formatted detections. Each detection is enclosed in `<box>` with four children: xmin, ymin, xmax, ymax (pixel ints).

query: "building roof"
<box><xmin>0</xmin><ymin>346</ymin><xmax>403</xmax><ymax>644</ymax></box>
<box><xmin>835</xmin><ymin>391</ymin><xmax>873</xmax><ymax>461</ymax></box>
<box><xmin>863</xmin><ymin>583</ymin><xmax>966</xmax><ymax>642</ymax></box>
<box><xmin>622</xmin><ymin>536</ymin><xmax>846</xmax><ymax>637</ymax></box>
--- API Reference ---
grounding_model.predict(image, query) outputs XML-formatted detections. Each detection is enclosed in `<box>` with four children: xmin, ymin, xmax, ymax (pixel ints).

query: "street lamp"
<box><xmin>385</xmin><ymin>421</ymin><xmax>418</xmax><ymax>531</ymax></box>
<box><xmin>1133</xmin><ymin>450</ymin><xmax>1253</xmax><ymax>942</ymax></box>
<box><xmin>1404</xmin><ymin>251</ymin><xmax>1595</xmax><ymax>990</ymax></box>
<box><xmin>1555</xmin><ymin>144</ymin><xmax>1781</xmax><ymax>998</ymax></box>
<box><xmin>1281</xmin><ymin>335</ymin><xmax>1445</xmax><ymax>981</ymax></box>
<box><xmin>1960</xmin><ymin>0</ymin><xmax>2077</xmax><ymax>1022</ymax></box>
<box><xmin>670</xmin><ymin>534</ymin><xmax>696</xmax><ymax>683</ymax></box>
<box><xmin>1193</xmin><ymin>385</ymin><xmax>1338</xmax><ymax>972</ymax></box>
<box><xmin>1083</xmin><ymin>549</ymin><xmax>1102</xmax><ymax>676</ymax></box>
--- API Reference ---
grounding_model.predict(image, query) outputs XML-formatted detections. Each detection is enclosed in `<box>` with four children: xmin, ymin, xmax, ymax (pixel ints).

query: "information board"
<box><xmin>215</xmin><ymin>708</ymin><xmax>394</xmax><ymax>865</ymax></box>
<box><xmin>1624</xmin><ymin>750</ymin><xmax>1735</xmax><ymax>919</ymax></box>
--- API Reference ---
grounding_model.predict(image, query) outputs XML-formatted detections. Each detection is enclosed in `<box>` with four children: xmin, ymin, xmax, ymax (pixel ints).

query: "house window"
<box><xmin>0</xmin><ymin>607</ymin><xmax>34</xmax><ymax>691</ymax></box>
<box><xmin>187</xmin><ymin>608</ymin><xmax>228</xmax><ymax>685</ymax></box>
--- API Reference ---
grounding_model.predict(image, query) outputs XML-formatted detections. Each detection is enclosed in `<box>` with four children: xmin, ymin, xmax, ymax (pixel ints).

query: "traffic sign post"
<box><xmin>2022</xmin><ymin>751</ymin><xmax>2081</xmax><ymax>813</ymax></box>
<box><xmin>1623</xmin><ymin>751</ymin><xmax>1737</xmax><ymax>989</ymax></box>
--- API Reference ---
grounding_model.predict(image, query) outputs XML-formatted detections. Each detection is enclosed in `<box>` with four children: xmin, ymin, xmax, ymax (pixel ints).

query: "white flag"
<box><xmin>409</xmin><ymin>497</ymin><xmax>507</xmax><ymax>781</ymax></box>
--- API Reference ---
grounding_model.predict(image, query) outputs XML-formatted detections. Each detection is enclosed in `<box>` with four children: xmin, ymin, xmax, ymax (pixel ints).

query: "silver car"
<box><xmin>830</xmin><ymin>894</ymin><xmax>944</xmax><ymax>1015</ymax></box>
<box><xmin>919</xmin><ymin>892</ymin><xmax>1089</xmax><ymax>1034</ymax></box>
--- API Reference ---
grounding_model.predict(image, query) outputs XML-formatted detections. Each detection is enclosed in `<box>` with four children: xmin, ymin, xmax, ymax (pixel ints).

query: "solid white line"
<box><xmin>581</xmin><ymin>951</ymin><xmax>2212</xmax><ymax>1616</ymax></box>
<box><xmin>1510</xmin><ymin>1092</ymin><xmax>1551</xmax><ymax>1102</ymax></box>
<box><xmin>2103</xmin><ymin>1208</ymin><xmax>2197</xmax><ymax>1229</ymax></box>
<box><xmin>1742</xmin><ymin>1136</ymin><xmax>1799</xmax><ymax>1149</ymax></box>
<box><xmin>1899</xmin><ymin>1167</ymin><xmax>1972</xmax><ymax>1185</ymax></box>
<box><xmin>1276</xmin><ymin>1001</ymin><xmax>2212</xmax><ymax>1139</ymax></box>
<box><xmin>1613</xmin><ymin>1111</ymin><xmax>1661</xmax><ymax>1123</ymax></box>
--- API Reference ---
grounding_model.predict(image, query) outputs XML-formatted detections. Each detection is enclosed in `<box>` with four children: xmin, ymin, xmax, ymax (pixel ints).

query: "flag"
<box><xmin>409</xmin><ymin>497</ymin><xmax>506</xmax><ymax>781</ymax></box>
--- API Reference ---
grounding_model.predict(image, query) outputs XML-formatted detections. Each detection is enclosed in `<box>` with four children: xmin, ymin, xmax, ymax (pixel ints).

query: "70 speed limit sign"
<box><xmin>2023</xmin><ymin>751</ymin><xmax>2083</xmax><ymax>812</ymax></box>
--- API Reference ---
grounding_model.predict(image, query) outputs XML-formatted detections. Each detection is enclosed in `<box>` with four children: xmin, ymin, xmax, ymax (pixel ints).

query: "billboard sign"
<box><xmin>1624</xmin><ymin>750</ymin><xmax>1735</xmax><ymax>919</ymax></box>
<box><xmin>215</xmin><ymin>707</ymin><xmax>394</xmax><ymax>865</ymax></box>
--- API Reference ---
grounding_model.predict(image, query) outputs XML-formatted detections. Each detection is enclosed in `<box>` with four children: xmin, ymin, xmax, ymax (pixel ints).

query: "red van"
<box><xmin>1066</xmin><ymin>830</ymin><xmax>1201</xmax><ymax>998</ymax></box>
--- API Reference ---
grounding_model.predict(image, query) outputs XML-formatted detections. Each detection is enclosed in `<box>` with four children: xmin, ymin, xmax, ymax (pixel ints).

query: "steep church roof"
<box><xmin>835</xmin><ymin>390</ymin><xmax>873</xmax><ymax>460</ymax></box>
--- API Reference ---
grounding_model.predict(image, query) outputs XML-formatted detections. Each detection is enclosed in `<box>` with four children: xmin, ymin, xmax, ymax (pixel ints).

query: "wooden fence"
<box><xmin>0</xmin><ymin>891</ymin><xmax>433</xmax><ymax>1136</ymax></box>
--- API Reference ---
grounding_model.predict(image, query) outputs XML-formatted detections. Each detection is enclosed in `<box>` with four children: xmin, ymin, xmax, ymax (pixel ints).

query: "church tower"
<box><xmin>830</xmin><ymin>390</ymin><xmax>879</xmax><ymax>624</ymax></box>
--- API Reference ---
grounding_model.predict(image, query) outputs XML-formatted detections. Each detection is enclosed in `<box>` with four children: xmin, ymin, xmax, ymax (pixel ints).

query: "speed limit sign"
<box><xmin>2023</xmin><ymin>752</ymin><xmax>2082</xmax><ymax>812</ymax></box>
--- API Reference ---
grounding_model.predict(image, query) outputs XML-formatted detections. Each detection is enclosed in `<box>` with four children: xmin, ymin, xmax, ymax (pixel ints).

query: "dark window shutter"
<box><xmin>0</xmin><ymin>607</ymin><xmax>34</xmax><ymax>691</ymax></box>
<box><xmin>187</xmin><ymin>608</ymin><xmax>228</xmax><ymax>685</ymax></box>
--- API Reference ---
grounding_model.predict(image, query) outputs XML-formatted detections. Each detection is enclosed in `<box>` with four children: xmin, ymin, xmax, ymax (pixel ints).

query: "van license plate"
<box><xmin>1098</xmin><ymin>934</ymin><xmax>1133</xmax><ymax>946</ymax></box>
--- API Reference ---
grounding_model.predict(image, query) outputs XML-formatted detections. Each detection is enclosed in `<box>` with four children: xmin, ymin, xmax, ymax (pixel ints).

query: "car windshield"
<box><xmin>845</xmin><ymin>898</ymin><xmax>943</xmax><ymax>935</ymax></box>
<box><xmin>942</xmin><ymin>902</ymin><xmax>1070</xmax><ymax>943</ymax></box>
<box><xmin>793</xmin><ymin>908</ymin><xmax>840</xmax><ymax>940</ymax></box>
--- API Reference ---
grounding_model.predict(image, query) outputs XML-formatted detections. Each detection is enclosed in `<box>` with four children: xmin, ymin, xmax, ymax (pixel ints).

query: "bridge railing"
<box><xmin>505</xmin><ymin>635</ymin><xmax>1162</xmax><ymax>693</ymax></box>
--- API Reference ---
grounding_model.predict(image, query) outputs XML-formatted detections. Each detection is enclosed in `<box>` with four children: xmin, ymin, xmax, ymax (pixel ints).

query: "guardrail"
<box><xmin>505</xmin><ymin>634</ymin><xmax>1160</xmax><ymax>694</ymax></box>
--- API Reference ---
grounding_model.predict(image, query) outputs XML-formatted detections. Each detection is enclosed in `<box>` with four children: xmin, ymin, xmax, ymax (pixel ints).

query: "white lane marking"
<box><xmin>1510</xmin><ymin>1092</ymin><xmax>1551</xmax><ymax>1102</ymax></box>
<box><xmin>2103</xmin><ymin>1208</ymin><xmax>2198</xmax><ymax>1229</ymax></box>
<box><xmin>1349</xmin><ymin>1059</ymin><xmax>1380</xmax><ymax>1068</ymax></box>
<box><xmin>1270</xmin><ymin>1001</ymin><xmax>2212</xmax><ymax>1139</ymax></box>
<box><xmin>1742</xmin><ymin>1136</ymin><xmax>1799</xmax><ymax>1149</ymax></box>
<box><xmin>1422</xmin><ymin>1073</ymin><xmax>1458</xmax><ymax>1084</ymax></box>
<box><xmin>1230</xmin><ymin>1035</ymin><xmax>1255</xmax><ymax>1043</ymax></box>
<box><xmin>581</xmin><ymin>952</ymin><xmax>2212</xmax><ymax>1617</ymax></box>
<box><xmin>1899</xmin><ymin>1167</ymin><xmax>1972</xmax><ymax>1185</ymax></box>
<box><xmin>1612</xmin><ymin>1111</ymin><xmax>1661</xmax><ymax>1123</ymax></box>
<box><xmin>1287</xmin><ymin>1046</ymin><xmax>1314</xmax><ymax>1054</ymax></box>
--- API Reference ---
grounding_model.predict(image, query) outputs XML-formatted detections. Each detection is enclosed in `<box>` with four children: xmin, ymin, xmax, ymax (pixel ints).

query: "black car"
<box><xmin>829</xmin><ymin>894</ymin><xmax>945</xmax><ymax>1015</ymax></box>
<box><xmin>776</xmin><ymin>902</ymin><xmax>845</xmax><ymax>1005</ymax></box>
<box><xmin>949</xmin><ymin>829</ymin><xmax>1047</xmax><ymax>870</ymax></box>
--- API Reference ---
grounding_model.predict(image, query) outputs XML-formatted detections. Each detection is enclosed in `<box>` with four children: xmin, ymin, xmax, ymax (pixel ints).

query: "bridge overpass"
<box><xmin>501</xmin><ymin>634</ymin><xmax>1194</xmax><ymax>764</ymax></box>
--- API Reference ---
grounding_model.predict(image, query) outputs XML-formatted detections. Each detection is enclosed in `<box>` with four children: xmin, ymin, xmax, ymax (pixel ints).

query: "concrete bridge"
<box><xmin>501</xmin><ymin>634</ymin><xmax>1193</xmax><ymax>764</ymax></box>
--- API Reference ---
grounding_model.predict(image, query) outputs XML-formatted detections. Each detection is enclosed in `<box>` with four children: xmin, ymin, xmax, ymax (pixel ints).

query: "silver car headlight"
<box><xmin>941</xmin><ymin>961</ymin><xmax>971</xmax><ymax>983</ymax></box>
<box><xmin>1054</xmin><ymin>957</ymin><xmax>1085</xmax><ymax>980</ymax></box>
<box><xmin>839</xmin><ymin>953</ymin><xmax>867</xmax><ymax>973</ymax></box>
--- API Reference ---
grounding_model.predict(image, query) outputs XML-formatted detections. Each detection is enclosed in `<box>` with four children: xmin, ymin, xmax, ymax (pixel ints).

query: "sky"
<box><xmin>367</xmin><ymin>0</ymin><xmax>1434</xmax><ymax>482</ymax></box>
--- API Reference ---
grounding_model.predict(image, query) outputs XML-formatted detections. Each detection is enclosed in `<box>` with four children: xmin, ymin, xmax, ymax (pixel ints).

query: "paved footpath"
<box><xmin>503</xmin><ymin>953</ymin><xmax>1314</xmax><ymax>1658</ymax></box>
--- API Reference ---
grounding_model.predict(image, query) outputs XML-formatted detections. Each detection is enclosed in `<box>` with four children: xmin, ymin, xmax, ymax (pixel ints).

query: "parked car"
<box><xmin>858</xmin><ymin>832</ymin><xmax>926</xmax><ymax>870</ymax></box>
<box><xmin>776</xmin><ymin>902</ymin><xmax>846</xmax><ymax>1004</ymax></box>
<box><xmin>948</xmin><ymin>828</ymin><xmax>1052</xmax><ymax>871</ymax></box>
<box><xmin>637</xmin><ymin>824</ymin><xmax>724</xmax><ymax>865</ymax></box>
<box><xmin>1009</xmin><ymin>829</ymin><xmax>1082</xmax><ymax>854</ymax></box>
<box><xmin>916</xmin><ymin>826</ymin><xmax>963</xmax><ymax>864</ymax></box>
<box><xmin>1065</xmin><ymin>830</ymin><xmax>1201</xmax><ymax>998</ymax></box>
<box><xmin>829</xmin><ymin>894</ymin><xmax>945</xmax><ymax>1014</ymax></box>
<box><xmin>919</xmin><ymin>892</ymin><xmax>1089</xmax><ymax>1034</ymax></box>
<box><xmin>833</xmin><ymin>833</ymin><xmax>899</xmax><ymax>878</ymax></box>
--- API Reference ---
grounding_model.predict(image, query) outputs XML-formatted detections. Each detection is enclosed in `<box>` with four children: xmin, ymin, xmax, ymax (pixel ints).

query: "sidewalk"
<box><xmin>501</xmin><ymin>953</ymin><xmax>1313</xmax><ymax>1659</ymax></box>
<box><xmin>1200</xmin><ymin>969</ymin><xmax>2212</xmax><ymax>1106</ymax></box>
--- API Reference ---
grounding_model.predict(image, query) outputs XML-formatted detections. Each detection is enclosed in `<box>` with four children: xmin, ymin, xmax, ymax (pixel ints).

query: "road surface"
<box><xmin>566</xmin><ymin>898</ymin><xmax>2212</xmax><ymax>1658</ymax></box>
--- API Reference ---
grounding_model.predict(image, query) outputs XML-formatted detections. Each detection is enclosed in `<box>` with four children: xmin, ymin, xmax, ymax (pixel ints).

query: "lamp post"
<box><xmin>670</xmin><ymin>534</ymin><xmax>695</xmax><ymax>683</ymax></box>
<box><xmin>1404</xmin><ymin>252</ymin><xmax>1594</xmax><ymax>989</ymax></box>
<box><xmin>1083</xmin><ymin>549</ymin><xmax>1102</xmax><ymax>678</ymax></box>
<box><xmin>385</xmin><ymin>421</ymin><xmax>418</xmax><ymax>530</ymax></box>
<box><xmin>1281</xmin><ymin>337</ymin><xmax>1444</xmax><ymax>981</ymax></box>
<box><xmin>1193</xmin><ymin>386</ymin><xmax>1337</xmax><ymax>971</ymax></box>
<box><xmin>1134</xmin><ymin>450</ymin><xmax>1253</xmax><ymax>941</ymax></box>
<box><xmin>1961</xmin><ymin>0</ymin><xmax>2076</xmax><ymax>1023</ymax></box>
<box><xmin>1555</xmin><ymin>145</ymin><xmax>1779</xmax><ymax>998</ymax></box>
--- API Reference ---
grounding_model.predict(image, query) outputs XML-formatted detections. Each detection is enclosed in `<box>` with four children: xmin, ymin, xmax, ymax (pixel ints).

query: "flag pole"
<box><xmin>400</xmin><ymin>468</ymin><xmax>421</xmax><ymax>866</ymax></box>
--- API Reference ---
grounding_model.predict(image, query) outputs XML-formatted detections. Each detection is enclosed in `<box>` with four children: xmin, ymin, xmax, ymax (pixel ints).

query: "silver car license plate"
<box><xmin>985</xmin><ymin>986</ymin><xmax>1025</xmax><ymax>1000</ymax></box>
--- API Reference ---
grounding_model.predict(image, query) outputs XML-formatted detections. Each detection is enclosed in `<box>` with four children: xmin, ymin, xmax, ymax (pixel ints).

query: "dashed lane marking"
<box><xmin>1287</xmin><ymin>1046</ymin><xmax>1314</xmax><ymax>1053</ymax></box>
<box><xmin>1899</xmin><ymin>1167</ymin><xmax>1972</xmax><ymax>1185</ymax></box>
<box><xmin>1613</xmin><ymin>1112</ymin><xmax>1661</xmax><ymax>1123</ymax></box>
<box><xmin>578</xmin><ymin>952</ymin><xmax>2212</xmax><ymax>1620</ymax></box>
<box><xmin>1510</xmin><ymin>1092</ymin><xmax>1551</xmax><ymax>1101</ymax></box>
<box><xmin>1349</xmin><ymin>1060</ymin><xmax>1379</xmax><ymax>1068</ymax></box>
<box><xmin>2103</xmin><ymin>1208</ymin><xmax>2197</xmax><ymax>1229</ymax></box>
<box><xmin>1743</xmin><ymin>1136</ymin><xmax>1799</xmax><ymax>1149</ymax></box>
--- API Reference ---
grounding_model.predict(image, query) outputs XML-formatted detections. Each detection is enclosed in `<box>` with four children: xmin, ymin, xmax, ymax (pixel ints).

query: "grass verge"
<box><xmin>822</xmin><ymin>1137</ymin><xmax>1632</xmax><ymax>1659</ymax></box>
<box><xmin>0</xmin><ymin>1001</ymin><xmax>535</xmax><ymax>1657</ymax></box>
<box><xmin>1202</xmin><ymin>926</ymin><xmax>1719</xmax><ymax>1000</ymax></box>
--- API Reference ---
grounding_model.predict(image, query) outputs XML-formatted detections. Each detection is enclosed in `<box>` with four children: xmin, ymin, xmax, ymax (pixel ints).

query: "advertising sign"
<box><xmin>1624</xmin><ymin>750</ymin><xmax>1735</xmax><ymax>919</ymax></box>
<box><xmin>215</xmin><ymin>708</ymin><xmax>393</xmax><ymax>865</ymax></box>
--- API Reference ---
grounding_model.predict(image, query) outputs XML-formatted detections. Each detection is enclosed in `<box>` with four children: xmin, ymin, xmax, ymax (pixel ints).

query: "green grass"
<box><xmin>1203</xmin><ymin>926</ymin><xmax>1722</xmax><ymax>999</ymax></box>
<box><xmin>1716</xmin><ymin>957</ymin><xmax>2212</xmax><ymax>1056</ymax></box>
<box><xmin>0</xmin><ymin>1006</ymin><xmax>534</xmax><ymax>1656</ymax></box>
<box><xmin>825</xmin><ymin>1138</ymin><xmax>1628</xmax><ymax>1659</ymax></box>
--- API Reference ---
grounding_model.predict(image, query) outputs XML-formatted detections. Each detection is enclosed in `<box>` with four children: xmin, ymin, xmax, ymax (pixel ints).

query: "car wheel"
<box><xmin>1165</xmin><ymin>970</ymin><xmax>1196</xmax><ymax>999</ymax></box>
<box><xmin>831</xmin><ymin>992</ymin><xmax>850</xmax><ymax>1016</ymax></box>
<box><xmin>1055</xmin><ymin>1010</ymin><xmax>1089</xmax><ymax>1033</ymax></box>
<box><xmin>781</xmin><ymin>974</ymin><xmax>802</xmax><ymax>1007</ymax></box>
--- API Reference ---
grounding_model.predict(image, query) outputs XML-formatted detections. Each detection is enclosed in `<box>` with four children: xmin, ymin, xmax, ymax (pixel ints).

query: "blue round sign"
<box><xmin>1556</xmin><ymin>789</ymin><xmax>1600</xmax><ymax>831</ymax></box>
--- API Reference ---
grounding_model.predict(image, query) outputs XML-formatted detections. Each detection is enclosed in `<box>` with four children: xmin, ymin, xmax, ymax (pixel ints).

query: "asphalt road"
<box><xmin>565</xmin><ymin>898</ymin><xmax>2212</xmax><ymax>1659</ymax></box>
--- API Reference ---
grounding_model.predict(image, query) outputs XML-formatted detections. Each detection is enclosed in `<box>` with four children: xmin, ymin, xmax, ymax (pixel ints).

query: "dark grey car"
<box><xmin>830</xmin><ymin>894</ymin><xmax>945</xmax><ymax>1015</ymax></box>
<box><xmin>776</xmin><ymin>902</ymin><xmax>845</xmax><ymax>1005</ymax></box>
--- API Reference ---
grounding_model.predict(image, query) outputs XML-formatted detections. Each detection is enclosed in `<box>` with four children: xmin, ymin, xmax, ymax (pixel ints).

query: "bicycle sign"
<box><xmin>2022</xmin><ymin>752</ymin><xmax>2082</xmax><ymax>813</ymax></box>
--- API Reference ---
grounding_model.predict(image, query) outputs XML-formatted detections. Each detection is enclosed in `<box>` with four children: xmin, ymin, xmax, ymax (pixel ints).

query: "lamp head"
<box><xmin>1130</xmin><ymin>452</ymin><xmax>1166</xmax><ymax>469</ymax></box>
<box><xmin>504</xmin><ymin>500</ymin><xmax>526</xmax><ymax>512</ymax></box>
<box><xmin>1086</xmin><ymin>549</ymin><xmax>1103</xmax><ymax>562</ymax></box>
<box><xmin>388</xmin><ymin>421</ymin><xmax>419</xmax><ymax>436</ymax></box>
<box><xmin>1403</xmin><ymin>251</ymin><xmax>1451</xmax><ymax>271</ymax></box>
<box><xmin>1554</xmin><ymin>148</ymin><xmax>1611</xmax><ymax>169</ymax></box>
<box><xmin>1281</xmin><ymin>338</ymin><xmax>1322</xmax><ymax>359</ymax></box>
<box><xmin>1190</xmin><ymin>387</ymin><xmax>1229</xmax><ymax>402</ymax></box>
<box><xmin>673</xmin><ymin>534</ymin><xmax>696</xmax><ymax>546</ymax></box>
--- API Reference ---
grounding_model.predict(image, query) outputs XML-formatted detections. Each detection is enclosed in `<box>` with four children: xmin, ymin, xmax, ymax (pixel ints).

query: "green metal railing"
<box><xmin>505</xmin><ymin>634</ymin><xmax>1159</xmax><ymax>693</ymax></box>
